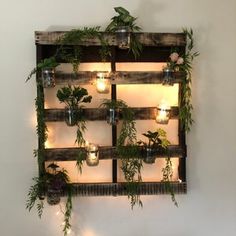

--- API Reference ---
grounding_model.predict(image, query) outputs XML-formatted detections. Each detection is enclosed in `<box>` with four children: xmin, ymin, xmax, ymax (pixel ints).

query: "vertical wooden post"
<box><xmin>111</xmin><ymin>46</ymin><xmax>117</xmax><ymax>183</ymax></box>
<box><xmin>178</xmin><ymin>82</ymin><xmax>187</xmax><ymax>182</ymax></box>
<box><xmin>36</xmin><ymin>44</ymin><xmax>46</xmax><ymax>176</ymax></box>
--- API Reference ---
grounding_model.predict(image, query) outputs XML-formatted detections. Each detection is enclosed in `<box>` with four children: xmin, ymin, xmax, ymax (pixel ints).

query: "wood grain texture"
<box><xmin>44</xmin><ymin>145</ymin><xmax>186</xmax><ymax>161</ymax></box>
<box><xmin>44</xmin><ymin>107</ymin><xmax>179</xmax><ymax>122</ymax></box>
<box><xmin>52</xmin><ymin>71</ymin><xmax>185</xmax><ymax>85</ymax></box>
<box><xmin>59</xmin><ymin>182</ymin><xmax>187</xmax><ymax>196</ymax></box>
<box><xmin>35</xmin><ymin>32</ymin><xmax>186</xmax><ymax>47</ymax></box>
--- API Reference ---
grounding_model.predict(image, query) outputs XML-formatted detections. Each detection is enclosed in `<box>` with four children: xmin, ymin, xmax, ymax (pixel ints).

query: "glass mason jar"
<box><xmin>143</xmin><ymin>147</ymin><xmax>156</xmax><ymax>164</ymax></box>
<box><xmin>65</xmin><ymin>106</ymin><xmax>79</xmax><ymax>126</ymax></box>
<box><xmin>96</xmin><ymin>74</ymin><xmax>110</xmax><ymax>94</ymax></box>
<box><xmin>162</xmin><ymin>67</ymin><xmax>174</xmax><ymax>86</ymax></box>
<box><xmin>116</xmin><ymin>26</ymin><xmax>131</xmax><ymax>49</ymax></box>
<box><xmin>86</xmin><ymin>143</ymin><xmax>99</xmax><ymax>166</ymax></box>
<box><xmin>106</xmin><ymin>108</ymin><xmax>119</xmax><ymax>125</ymax></box>
<box><xmin>41</xmin><ymin>68</ymin><xmax>56</xmax><ymax>88</ymax></box>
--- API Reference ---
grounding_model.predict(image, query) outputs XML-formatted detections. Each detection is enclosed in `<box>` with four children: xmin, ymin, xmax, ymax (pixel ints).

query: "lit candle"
<box><xmin>96</xmin><ymin>72</ymin><xmax>110</xmax><ymax>94</ymax></box>
<box><xmin>156</xmin><ymin>102</ymin><xmax>171</xmax><ymax>124</ymax></box>
<box><xmin>86</xmin><ymin>143</ymin><xmax>99</xmax><ymax>166</ymax></box>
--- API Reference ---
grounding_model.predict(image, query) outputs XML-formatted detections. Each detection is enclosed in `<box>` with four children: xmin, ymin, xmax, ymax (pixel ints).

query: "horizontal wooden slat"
<box><xmin>59</xmin><ymin>182</ymin><xmax>187</xmax><ymax>196</ymax></box>
<box><xmin>35</xmin><ymin>32</ymin><xmax>186</xmax><ymax>47</ymax></box>
<box><xmin>53</xmin><ymin>71</ymin><xmax>185</xmax><ymax>85</ymax></box>
<box><xmin>44</xmin><ymin>107</ymin><xmax>179</xmax><ymax>122</ymax></box>
<box><xmin>44</xmin><ymin>145</ymin><xmax>185</xmax><ymax>161</ymax></box>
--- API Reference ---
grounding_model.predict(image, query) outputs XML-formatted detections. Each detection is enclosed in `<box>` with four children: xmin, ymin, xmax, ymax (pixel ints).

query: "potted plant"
<box><xmin>138</xmin><ymin>129</ymin><xmax>170</xmax><ymax>164</ymax></box>
<box><xmin>106</xmin><ymin>6</ymin><xmax>142</xmax><ymax>58</ymax></box>
<box><xmin>26</xmin><ymin>163</ymin><xmax>72</xmax><ymax>235</ymax></box>
<box><xmin>45</xmin><ymin>163</ymin><xmax>69</xmax><ymax>205</ymax></box>
<box><xmin>26</xmin><ymin>57</ymin><xmax>59</xmax><ymax>87</ymax></box>
<box><xmin>100</xmin><ymin>99</ymin><xmax>126</xmax><ymax>125</ymax></box>
<box><xmin>57</xmin><ymin>85</ymin><xmax>92</xmax><ymax>127</ymax></box>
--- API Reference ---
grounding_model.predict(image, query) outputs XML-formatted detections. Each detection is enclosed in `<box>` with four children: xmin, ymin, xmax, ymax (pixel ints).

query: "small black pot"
<box><xmin>106</xmin><ymin>108</ymin><xmax>119</xmax><ymax>125</ymax></box>
<box><xmin>47</xmin><ymin>188</ymin><xmax>61</xmax><ymax>205</ymax></box>
<box><xmin>41</xmin><ymin>68</ymin><xmax>56</xmax><ymax>88</ymax></box>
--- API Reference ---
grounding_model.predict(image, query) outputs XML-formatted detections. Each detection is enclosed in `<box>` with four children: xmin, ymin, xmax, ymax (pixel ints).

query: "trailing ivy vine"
<box><xmin>179</xmin><ymin>28</ymin><xmax>199</xmax><ymax>132</ymax></box>
<box><xmin>162</xmin><ymin>157</ymin><xmax>178</xmax><ymax>207</ymax></box>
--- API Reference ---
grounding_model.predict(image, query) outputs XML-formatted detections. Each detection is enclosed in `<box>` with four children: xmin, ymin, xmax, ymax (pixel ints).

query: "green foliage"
<box><xmin>119</xmin><ymin>145</ymin><xmax>143</xmax><ymax>209</ymax></box>
<box><xmin>63</xmin><ymin>186</ymin><xmax>73</xmax><ymax>236</ymax></box>
<box><xmin>57</xmin><ymin>26</ymin><xmax>110</xmax><ymax>73</ymax></box>
<box><xmin>76</xmin><ymin>150</ymin><xmax>86</xmax><ymax>174</ymax></box>
<box><xmin>139</xmin><ymin>128</ymin><xmax>170</xmax><ymax>149</ymax></box>
<box><xmin>178</xmin><ymin>28</ymin><xmax>199</xmax><ymax>132</ymax></box>
<box><xmin>106</xmin><ymin>7</ymin><xmax>141</xmax><ymax>31</ymax></box>
<box><xmin>76</xmin><ymin>119</ymin><xmax>86</xmax><ymax>147</ymax></box>
<box><xmin>162</xmin><ymin>157</ymin><xmax>178</xmax><ymax>207</ymax></box>
<box><xmin>46</xmin><ymin>163</ymin><xmax>70</xmax><ymax>188</ymax></box>
<box><xmin>26</xmin><ymin>164</ymin><xmax>72</xmax><ymax>235</ymax></box>
<box><xmin>26</xmin><ymin>57</ymin><xmax>59</xmax><ymax>82</ymax></box>
<box><xmin>57</xmin><ymin>85</ymin><xmax>91</xmax><ymax>147</ymax></box>
<box><xmin>102</xmin><ymin>99</ymin><xmax>142</xmax><ymax>208</ymax></box>
<box><xmin>57</xmin><ymin>85</ymin><xmax>92</xmax><ymax>108</ymax></box>
<box><xmin>26</xmin><ymin>177</ymin><xmax>45</xmax><ymax>218</ymax></box>
<box><xmin>35</xmin><ymin>81</ymin><xmax>47</xmax><ymax>174</ymax></box>
<box><xmin>166</xmin><ymin>28</ymin><xmax>199</xmax><ymax>132</ymax></box>
<box><xmin>106</xmin><ymin>6</ymin><xmax>142</xmax><ymax>59</ymax></box>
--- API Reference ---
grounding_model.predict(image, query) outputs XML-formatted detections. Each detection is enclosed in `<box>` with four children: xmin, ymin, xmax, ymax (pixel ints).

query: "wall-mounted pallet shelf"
<box><xmin>36</xmin><ymin>31</ymin><xmax>187</xmax><ymax>195</ymax></box>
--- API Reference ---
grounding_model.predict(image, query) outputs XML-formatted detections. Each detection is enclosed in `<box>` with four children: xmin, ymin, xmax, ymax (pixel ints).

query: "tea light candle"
<box><xmin>96</xmin><ymin>73</ymin><xmax>110</xmax><ymax>94</ymax></box>
<box><xmin>86</xmin><ymin>143</ymin><xmax>99</xmax><ymax>166</ymax></box>
<box><xmin>156</xmin><ymin>102</ymin><xmax>171</xmax><ymax>124</ymax></box>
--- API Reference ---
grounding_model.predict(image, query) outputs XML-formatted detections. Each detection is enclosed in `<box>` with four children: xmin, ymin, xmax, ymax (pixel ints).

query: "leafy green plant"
<box><xmin>26</xmin><ymin>163</ymin><xmax>73</xmax><ymax>236</ymax></box>
<box><xmin>46</xmin><ymin>163</ymin><xmax>69</xmax><ymax>192</ymax></box>
<box><xmin>119</xmin><ymin>144</ymin><xmax>143</xmax><ymax>209</ymax></box>
<box><xmin>165</xmin><ymin>28</ymin><xmax>199</xmax><ymax>132</ymax></box>
<box><xmin>106</xmin><ymin>6</ymin><xmax>142</xmax><ymax>58</ymax></box>
<box><xmin>56</xmin><ymin>26</ymin><xmax>110</xmax><ymax>73</ymax></box>
<box><xmin>139</xmin><ymin>128</ymin><xmax>170</xmax><ymax>149</ymax></box>
<box><xmin>26</xmin><ymin>57</ymin><xmax>59</xmax><ymax>82</ymax></box>
<box><xmin>57</xmin><ymin>85</ymin><xmax>92</xmax><ymax>146</ymax></box>
<box><xmin>162</xmin><ymin>157</ymin><xmax>178</xmax><ymax>207</ymax></box>
<box><xmin>76</xmin><ymin>149</ymin><xmax>87</xmax><ymax>174</ymax></box>
<box><xmin>26</xmin><ymin>176</ymin><xmax>45</xmax><ymax>218</ymax></box>
<box><xmin>101</xmin><ymin>99</ymin><xmax>142</xmax><ymax>208</ymax></box>
<box><xmin>57</xmin><ymin>85</ymin><xmax>92</xmax><ymax>109</ymax></box>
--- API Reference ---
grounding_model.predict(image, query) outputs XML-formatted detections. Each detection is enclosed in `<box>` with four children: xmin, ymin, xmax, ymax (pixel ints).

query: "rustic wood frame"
<box><xmin>35</xmin><ymin>31</ymin><xmax>187</xmax><ymax>195</ymax></box>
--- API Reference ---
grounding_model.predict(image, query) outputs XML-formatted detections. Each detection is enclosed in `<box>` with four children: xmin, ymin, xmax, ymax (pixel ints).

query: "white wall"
<box><xmin>1</xmin><ymin>0</ymin><xmax>236</xmax><ymax>235</ymax></box>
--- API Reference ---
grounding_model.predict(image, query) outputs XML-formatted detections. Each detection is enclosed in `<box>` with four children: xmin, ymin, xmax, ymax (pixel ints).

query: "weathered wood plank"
<box><xmin>44</xmin><ymin>107</ymin><xmax>179</xmax><ymax>122</ymax></box>
<box><xmin>59</xmin><ymin>182</ymin><xmax>187</xmax><ymax>196</ymax></box>
<box><xmin>44</xmin><ymin>145</ymin><xmax>185</xmax><ymax>161</ymax></box>
<box><xmin>35</xmin><ymin>31</ymin><xmax>186</xmax><ymax>47</ymax></box>
<box><xmin>51</xmin><ymin>71</ymin><xmax>184</xmax><ymax>85</ymax></box>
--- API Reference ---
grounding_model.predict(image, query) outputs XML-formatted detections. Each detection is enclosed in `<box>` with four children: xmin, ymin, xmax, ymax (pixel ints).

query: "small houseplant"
<box><xmin>57</xmin><ymin>85</ymin><xmax>92</xmax><ymax>126</ymax></box>
<box><xmin>57</xmin><ymin>85</ymin><xmax>92</xmax><ymax>148</ymax></box>
<box><xmin>45</xmin><ymin>163</ymin><xmax>70</xmax><ymax>205</ymax></box>
<box><xmin>106</xmin><ymin>6</ymin><xmax>142</xmax><ymax>58</ymax></box>
<box><xmin>138</xmin><ymin>129</ymin><xmax>170</xmax><ymax>164</ymax></box>
<box><xmin>26</xmin><ymin>57</ymin><xmax>59</xmax><ymax>87</ymax></box>
<box><xmin>99</xmin><ymin>99</ymin><xmax>127</xmax><ymax>125</ymax></box>
<box><xmin>26</xmin><ymin>163</ymin><xmax>73</xmax><ymax>235</ymax></box>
